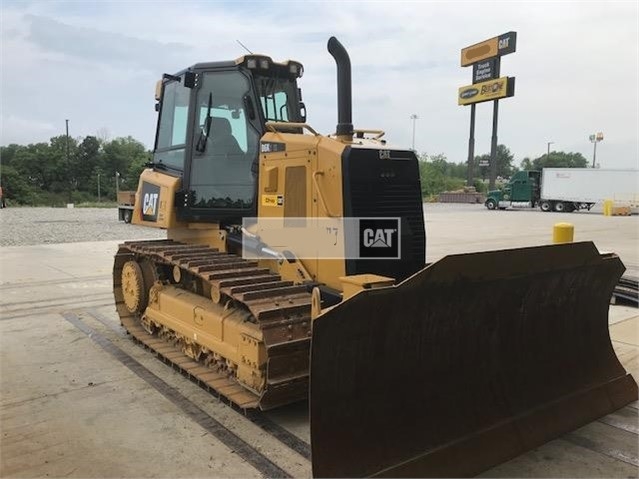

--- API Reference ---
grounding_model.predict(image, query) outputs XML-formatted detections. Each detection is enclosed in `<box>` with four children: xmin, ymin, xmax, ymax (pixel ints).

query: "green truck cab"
<box><xmin>485</xmin><ymin>170</ymin><xmax>541</xmax><ymax>210</ymax></box>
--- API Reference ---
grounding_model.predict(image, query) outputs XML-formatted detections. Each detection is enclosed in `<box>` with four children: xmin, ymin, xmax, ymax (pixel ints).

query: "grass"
<box><xmin>75</xmin><ymin>201</ymin><xmax>119</xmax><ymax>208</ymax></box>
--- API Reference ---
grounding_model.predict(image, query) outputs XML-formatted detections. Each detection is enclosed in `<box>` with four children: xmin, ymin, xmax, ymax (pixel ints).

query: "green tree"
<box><xmin>418</xmin><ymin>153</ymin><xmax>466</xmax><ymax>197</ymax></box>
<box><xmin>0</xmin><ymin>163</ymin><xmax>39</xmax><ymax>204</ymax></box>
<box><xmin>521</xmin><ymin>151</ymin><xmax>588</xmax><ymax>170</ymax></box>
<box><xmin>474</xmin><ymin>144</ymin><xmax>515</xmax><ymax>178</ymax></box>
<box><xmin>76</xmin><ymin>136</ymin><xmax>102</xmax><ymax>193</ymax></box>
<box><xmin>101</xmin><ymin>136</ymin><xmax>150</xmax><ymax>198</ymax></box>
<box><xmin>1</xmin><ymin>134</ymin><xmax>150</xmax><ymax>205</ymax></box>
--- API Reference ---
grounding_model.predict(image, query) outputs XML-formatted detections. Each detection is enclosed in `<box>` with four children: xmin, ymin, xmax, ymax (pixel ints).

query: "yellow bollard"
<box><xmin>553</xmin><ymin>222</ymin><xmax>574</xmax><ymax>244</ymax></box>
<box><xmin>603</xmin><ymin>199</ymin><xmax>613</xmax><ymax>216</ymax></box>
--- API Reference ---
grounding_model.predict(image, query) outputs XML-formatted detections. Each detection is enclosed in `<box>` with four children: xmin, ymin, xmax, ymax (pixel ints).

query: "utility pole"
<box><xmin>97</xmin><ymin>172</ymin><xmax>101</xmax><ymax>202</ymax></box>
<box><xmin>410</xmin><ymin>114</ymin><xmax>419</xmax><ymax>152</ymax></box>
<box><xmin>115</xmin><ymin>171</ymin><xmax>120</xmax><ymax>201</ymax></box>
<box><xmin>547</xmin><ymin>141</ymin><xmax>554</xmax><ymax>159</ymax></box>
<box><xmin>65</xmin><ymin>119</ymin><xmax>71</xmax><ymax>203</ymax></box>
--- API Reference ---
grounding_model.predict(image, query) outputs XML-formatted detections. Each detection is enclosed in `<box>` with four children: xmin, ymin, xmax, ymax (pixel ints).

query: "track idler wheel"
<box><xmin>121</xmin><ymin>260</ymin><xmax>148</xmax><ymax>315</ymax></box>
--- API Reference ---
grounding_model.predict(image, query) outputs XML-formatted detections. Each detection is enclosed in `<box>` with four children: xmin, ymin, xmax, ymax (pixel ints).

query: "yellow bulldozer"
<box><xmin>113</xmin><ymin>37</ymin><xmax>637</xmax><ymax>477</ymax></box>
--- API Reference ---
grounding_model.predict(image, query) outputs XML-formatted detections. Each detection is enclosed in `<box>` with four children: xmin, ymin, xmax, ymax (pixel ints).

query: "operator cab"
<box><xmin>152</xmin><ymin>55</ymin><xmax>305</xmax><ymax>223</ymax></box>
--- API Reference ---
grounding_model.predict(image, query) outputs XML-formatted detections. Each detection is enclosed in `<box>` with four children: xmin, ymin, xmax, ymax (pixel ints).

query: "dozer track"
<box><xmin>113</xmin><ymin>239</ymin><xmax>312</xmax><ymax>410</ymax></box>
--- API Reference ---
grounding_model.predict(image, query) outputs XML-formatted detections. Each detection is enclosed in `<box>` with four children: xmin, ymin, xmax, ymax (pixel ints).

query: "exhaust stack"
<box><xmin>327</xmin><ymin>37</ymin><xmax>353</xmax><ymax>139</ymax></box>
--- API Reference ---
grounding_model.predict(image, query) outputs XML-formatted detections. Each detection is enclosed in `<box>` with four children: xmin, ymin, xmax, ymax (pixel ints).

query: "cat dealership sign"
<box><xmin>459</xmin><ymin>31</ymin><xmax>517</xmax><ymax>189</ymax></box>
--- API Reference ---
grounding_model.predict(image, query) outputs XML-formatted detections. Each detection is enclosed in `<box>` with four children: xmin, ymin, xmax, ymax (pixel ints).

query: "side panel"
<box><xmin>541</xmin><ymin>168</ymin><xmax>639</xmax><ymax>203</ymax></box>
<box><xmin>255</xmin><ymin>132</ymin><xmax>347</xmax><ymax>290</ymax></box>
<box><xmin>132</xmin><ymin>169</ymin><xmax>182</xmax><ymax>229</ymax></box>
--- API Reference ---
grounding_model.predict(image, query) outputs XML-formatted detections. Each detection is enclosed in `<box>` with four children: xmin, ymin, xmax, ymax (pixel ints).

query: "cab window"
<box><xmin>154</xmin><ymin>79</ymin><xmax>190</xmax><ymax>170</ymax></box>
<box><xmin>189</xmin><ymin>71</ymin><xmax>260</xmax><ymax>210</ymax></box>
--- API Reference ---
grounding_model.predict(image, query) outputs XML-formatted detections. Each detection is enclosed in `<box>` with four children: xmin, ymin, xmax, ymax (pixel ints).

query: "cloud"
<box><xmin>1</xmin><ymin>115</ymin><xmax>57</xmax><ymax>145</ymax></box>
<box><xmin>23</xmin><ymin>13</ymin><xmax>191</xmax><ymax>73</ymax></box>
<box><xmin>0</xmin><ymin>1</ymin><xmax>637</xmax><ymax>169</ymax></box>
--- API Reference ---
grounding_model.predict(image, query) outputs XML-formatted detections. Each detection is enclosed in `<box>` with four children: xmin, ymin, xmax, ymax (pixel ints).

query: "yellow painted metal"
<box><xmin>340</xmin><ymin>274</ymin><xmax>395</xmax><ymax>300</ymax></box>
<box><xmin>256</xmin><ymin>131</ymin><xmax>349</xmax><ymax>290</ymax></box>
<box><xmin>143</xmin><ymin>283</ymin><xmax>266</xmax><ymax>392</ymax></box>
<box><xmin>132</xmin><ymin>169</ymin><xmax>182</xmax><ymax>229</ymax></box>
<box><xmin>121</xmin><ymin>261</ymin><xmax>145</xmax><ymax>313</ymax></box>
<box><xmin>604</xmin><ymin>199</ymin><xmax>614</xmax><ymax>216</ymax></box>
<box><xmin>553</xmin><ymin>222</ymin><xmax>574</xmax><ymax>244</ymax></box>
<box><xmin>168</xmin><ymin>223</ymin><xmax>228</xmax><ymax>252</ymax></box>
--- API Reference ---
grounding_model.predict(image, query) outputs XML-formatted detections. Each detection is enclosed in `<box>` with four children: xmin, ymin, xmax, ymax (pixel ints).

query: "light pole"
<box><xmin>410</xmin><ymin>114</ymin><xmax>419</xmax><ymax>151</ymax></box>
<box><xmin>65</xmin><ymin>119</ymin><xmax>71</xmax><ymax>202</ymax></box>
<box><xmin>97</xmin><ymin>172</ymin><xmax>101</xmax><ymax>202</ymax></box>
<box><xmin>115</xmin><ymin>171</ymin><xmax>120</xmax><ymax>201</ymax></box>
<box><xmin>589</xmin><ymin>132</ymin><xmax>603</xmax><ymax>168</ymax></box>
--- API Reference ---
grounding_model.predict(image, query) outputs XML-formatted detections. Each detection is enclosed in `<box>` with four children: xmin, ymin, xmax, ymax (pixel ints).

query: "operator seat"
<box><xmin>190</xmin><ymin>116</ymin><xmax>253</xmax><ymax>206</ymax></box>
<box><xmin>209</xmin><ymin>117</ymin><xmax>242</xmax><ymax>157</ymax></box>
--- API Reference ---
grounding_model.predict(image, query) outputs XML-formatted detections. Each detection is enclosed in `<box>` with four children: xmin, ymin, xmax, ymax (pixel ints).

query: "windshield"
<box><xmin>189</xmin><ymin>70</ymin><xmax>260</xmax><ymax>210</ymax></box>
<box><xmin>253</xmin><ymin>73</ymin><xmax>300</xmax><ymax>122</ymax></box>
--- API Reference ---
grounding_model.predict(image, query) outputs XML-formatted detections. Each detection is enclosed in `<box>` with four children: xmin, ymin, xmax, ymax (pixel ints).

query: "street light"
<box><xmin>589</xmin><ymin>132</ymin><xmax>604</xmax><ymax>168</ymax></box>
<box><xmin>410</xmin><ymin>114</ymin><xmax>419</xmax><ymax>151</ymax></box>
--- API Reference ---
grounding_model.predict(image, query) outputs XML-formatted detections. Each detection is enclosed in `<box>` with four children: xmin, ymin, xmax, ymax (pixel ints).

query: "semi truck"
<box><xmin>485</xmin><ymin>168</ymin><xmax>639</xmax><ymax>212</ymax></box>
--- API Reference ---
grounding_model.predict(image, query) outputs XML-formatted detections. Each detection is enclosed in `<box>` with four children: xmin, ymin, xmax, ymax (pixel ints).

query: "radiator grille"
<box><xmin>343</xmin><ymin>148</ymin><xmax>426</xmax><ymax>281</ymax></box>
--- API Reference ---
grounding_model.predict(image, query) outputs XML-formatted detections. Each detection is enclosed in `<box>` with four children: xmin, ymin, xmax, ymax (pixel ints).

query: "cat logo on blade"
<box><xmin>261</xmin><ymin>194</ymin><xmax>284</xmax><ymax>207</ymax></box>
<box><xmin>141</xmin><ymin>182</ymin><xmax>160</xmax><ymax>222</ymax></box>
<box><xmin>358</xmin><ymin>218</ymin><xmax>400</xmax><ymax>259</ymax></box>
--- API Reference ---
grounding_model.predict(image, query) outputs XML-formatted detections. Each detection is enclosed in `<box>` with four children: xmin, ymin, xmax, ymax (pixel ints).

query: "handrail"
<box><xmin>265</xmin><ymin>121</ymin><xmax>320</xmax><ymax>136</ymax></box>
<box><xmin>353</xmin><ymin>129</ymin><xmax>385</xmax><ymax>140</ymax></box>
<box><xmin>312</xmin><ymin>171</ymin><xmax>338</xmax><ymax>218</ymax></box>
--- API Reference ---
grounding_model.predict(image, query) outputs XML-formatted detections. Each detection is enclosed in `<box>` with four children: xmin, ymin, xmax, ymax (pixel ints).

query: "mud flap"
<box><xmin>310</xmin><ymin>242</ymin><xmax>638</xmax><ymax>477</ymax></box>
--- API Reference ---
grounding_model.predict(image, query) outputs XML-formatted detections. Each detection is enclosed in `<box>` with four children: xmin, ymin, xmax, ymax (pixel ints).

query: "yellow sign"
<box><xmin>261</xmin><ymin>194</ymin><xmax>284</xmax><ymax>207</ymax></box>
<box><xmin>461</xmin><ymin>32</ymin><xmax>517</xmax><ymax>67</ymax></box>
<box><xmin>461</xmin><ymin>38</ymin><xmax>498</xmax><ymax>67</ymax></box>
<box><xmin>458</xmin><ymin>77</ymin><xmax>513</xmax><ymax>106</ymax></box>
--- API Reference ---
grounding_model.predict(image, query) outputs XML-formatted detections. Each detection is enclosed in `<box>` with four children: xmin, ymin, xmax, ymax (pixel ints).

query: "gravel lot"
<box><xmin>1</xmin><ymin>204</ymin><xmax>636</xmax><ymax>276</ymax></box>
<box><xmin>0</xmin><ymin>207</ymin><xmax>166</xmax><ymax>246</ymax></box>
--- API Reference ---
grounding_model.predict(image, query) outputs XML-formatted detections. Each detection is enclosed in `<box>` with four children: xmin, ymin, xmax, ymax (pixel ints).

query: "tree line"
<box><xmin>0</xmin><ymin>135</ymin><xmax>149</xmax><ymax>205</ymax></box>
<box><xmin>0</xmin><ymin>134</ymin><xmax>589</xmax><ymax>205</ymax></box>
<box><xmin>418</xmin><ymin>146</ymin><xmax>588</xmax><ymax>198</ymax></box>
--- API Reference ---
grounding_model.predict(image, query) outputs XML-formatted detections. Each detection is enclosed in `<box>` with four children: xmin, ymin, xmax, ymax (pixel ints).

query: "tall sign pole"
<box><xmin>466</xmin><ymin>104</ymin><xmax>476</xmax><ymax>185</ymax></box>
<box><xmin>489</xmin><ymin>57</ymin><xmax>501</xmax><ymax>189</ymax></box>
<box><xmin>459</xmin><ymin>32</ymin><xmax>517</xmax><ymax>189</ymax></box>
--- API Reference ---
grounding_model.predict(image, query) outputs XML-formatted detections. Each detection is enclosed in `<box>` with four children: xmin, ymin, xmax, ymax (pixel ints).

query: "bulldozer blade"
<box><xmin>310</xmin><ymin>242</ymin><xmax>638</xmax><ymax>478</ymax></box>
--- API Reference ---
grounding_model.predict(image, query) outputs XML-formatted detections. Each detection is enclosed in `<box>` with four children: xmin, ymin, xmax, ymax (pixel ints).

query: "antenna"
<box><xmin>236</xmin><ymin>40</ymin><xmax>254</xmax><ymax>55</ymax></box>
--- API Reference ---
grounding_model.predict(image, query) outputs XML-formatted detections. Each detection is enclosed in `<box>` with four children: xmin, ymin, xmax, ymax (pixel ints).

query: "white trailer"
<box><xmin>539</xmin><ymin>168</ymin><xmax>639</xmax><ymax>212</ymax></box>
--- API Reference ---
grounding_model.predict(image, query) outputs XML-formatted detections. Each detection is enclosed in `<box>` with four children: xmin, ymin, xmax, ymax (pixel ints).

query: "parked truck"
<box><xmin>117</xmin><ymin>190</ymin><xmax>135</xmax><ymax>223</ymax></box>
<box><xmin>485</xmin><ymin>168</ymin><xmax>639</xmax><ymax>212</ymax></box>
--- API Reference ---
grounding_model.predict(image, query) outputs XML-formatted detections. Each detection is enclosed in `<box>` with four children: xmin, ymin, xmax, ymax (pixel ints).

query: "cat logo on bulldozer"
<box><xmin>141</xmin><ymin>182</ymin><xmax>160</xmax><ymax>222</ymax></box>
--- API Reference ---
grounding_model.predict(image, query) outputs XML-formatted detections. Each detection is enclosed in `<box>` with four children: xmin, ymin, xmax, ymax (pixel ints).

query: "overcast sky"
<box><xmin>1</xmin><ymin>1</ymin><xmax>637</xmax><ymax>168</ymax></box>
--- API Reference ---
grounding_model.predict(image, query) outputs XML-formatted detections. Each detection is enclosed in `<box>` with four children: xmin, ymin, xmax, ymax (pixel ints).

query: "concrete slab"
<box><xmin>424</xmin><ymin>204</ymin><xmax>639</xmax><ymax>276</ymax></box>
<box><xmin>1</xmin><ymin>206</ymin><xmax>637</xmax><ymax>478</ymax></box>
<box><xmin>0</xmin><ymin>313</ymin><xmax>259</xmax><ymax>478</ymax></box>
<box><xmin>610</xmin><ymin>315</ymin><xmax>639</xmax><ymax>346</ymax></box>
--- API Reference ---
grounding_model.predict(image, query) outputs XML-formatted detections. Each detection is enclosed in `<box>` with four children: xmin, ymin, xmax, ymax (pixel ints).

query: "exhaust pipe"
<box><xmin>327</xmin><ymin>37</ymin><xmax>353</xmax><ymax>138</ymax></box>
